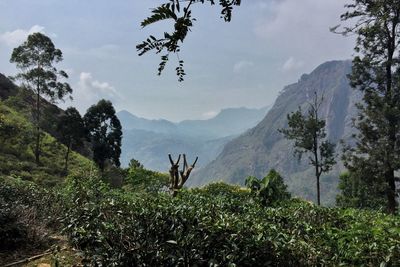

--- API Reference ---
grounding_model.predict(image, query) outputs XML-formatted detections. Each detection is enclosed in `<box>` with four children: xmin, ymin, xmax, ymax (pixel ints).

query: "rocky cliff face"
<box><xmin>191</xmin><ymin>60</ymin><xmax>361</xmax><ymax>205</ymax></box>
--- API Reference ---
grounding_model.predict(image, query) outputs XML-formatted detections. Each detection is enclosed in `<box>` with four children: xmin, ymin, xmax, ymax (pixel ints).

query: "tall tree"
<box><xmin>10</xmin><ymin>32</ymin><xmax>72</xmax><ymax>165</ymax></box>
<box><xmin>57</xmin><ymin>107</ymin><xmax>85</xmax><ymax>174</ymax></box>
<box><xmin>279</xmin><ymin>93</ymin><xmax>336</xmax><ymax>206</ymax></box>
<box><xmin>137</xmin><ymin>0</ymin><xmax>241</xmax><ymax>81</ymax></box>
<box><xmin>84</xmin><ymin>99</ymin><xmax>122</xmax><ymax>172</ymax></box>
<box><xmin>334</xmin><ymin>1</ymin><xmax>400</xmax><ymax>214</ymax></box>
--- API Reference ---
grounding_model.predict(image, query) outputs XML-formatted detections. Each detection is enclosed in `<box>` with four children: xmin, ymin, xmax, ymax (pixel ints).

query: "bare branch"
<box><xmin>191</xmin><ymin>156</ymin><xmax>198</xmax><ymax>167</ymax></box>
<box><xmin>168</xmin><ymin>153</ymin><xmax>174</xmax><ymax>165</ymax></box>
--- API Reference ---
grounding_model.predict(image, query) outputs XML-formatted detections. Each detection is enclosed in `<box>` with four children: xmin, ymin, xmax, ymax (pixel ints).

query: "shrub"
<box><xmin>123</xmin><ymin>166</ymin><xmax>169</xmax><ymax>194</ymax></box>
<box><xmin>0</xmin><ymin>177</ymin><xmax>62</xmax><ymax>251</ymax></box>
<box><xmin>245</xmin><ymin>169</ymin><xmax>291</xmax><ymax>206</ymax></box>
<box><xmin>0</xmin><ymin>198</ymin><xmax>28</xmax><ymax>250</ymax></box>
<box><xmin>59</xmin><ymin>174</ymin><xmax>400</xmax><ymax>266</ymax></box>
<box><xmin>336</xmin><ymin>171</ymin><xmax>387</xmax><ymax>210</ymax></box>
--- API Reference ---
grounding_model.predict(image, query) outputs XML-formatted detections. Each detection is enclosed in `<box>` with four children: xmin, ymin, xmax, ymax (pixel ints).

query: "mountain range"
<box><xmin>117</xmin><ymin>106</ymin><xmax>270</xmax><ymax>171</ymax></box>
<box><xmin>190</xmin><ymin>60</ymin><xmax>361</xmax><ymax>205</ymax></box>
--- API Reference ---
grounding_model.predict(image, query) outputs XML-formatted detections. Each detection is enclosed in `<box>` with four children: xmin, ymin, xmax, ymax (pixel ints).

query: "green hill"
<box><xmin>0</xmin><ymin>101</ymin><xmax>94</xmax><ymax>186</ymax></box>
<box><xmin>0</xmin><ymin>73</ymin><xmax>94</xmax><ymax>186</ymax></box>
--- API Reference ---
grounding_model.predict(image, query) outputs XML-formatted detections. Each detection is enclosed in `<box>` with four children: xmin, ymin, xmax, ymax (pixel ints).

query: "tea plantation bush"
<box><xmin>0</xmin><ymin>177</ymin><xmax>63</xmax><ymax>251</ymax></box>
<box><xmin>59</xmin><ymin>175</ymin><xmax>400</xmax><ymax>266</ymax></box>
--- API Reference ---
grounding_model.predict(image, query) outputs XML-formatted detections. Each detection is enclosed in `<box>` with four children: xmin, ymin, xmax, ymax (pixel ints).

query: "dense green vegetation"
<box><xmin>57</xmin><ymin>107</ymin><xmax>86</xmax><ymax>174</ymax></box>
<box><xmin>245</xmin><ymin>169</ymin><xmax>291</xmax><ymax>206</ymax></box>
<box><xmin>84</xmin><ymin>99</ymin><xmax>122</xmax><ymax>172</ymax></box>
<box><xmin>1</xmin><ymin>172</ymin><xmax>399</xmax><ymax>266</ymax></box>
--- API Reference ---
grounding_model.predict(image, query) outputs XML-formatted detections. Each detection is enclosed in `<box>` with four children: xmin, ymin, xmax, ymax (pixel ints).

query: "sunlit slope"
<box><xmin>0</xmin><ymin>101</ymin><xmax>94</xmax><ymax>186</ymax></box>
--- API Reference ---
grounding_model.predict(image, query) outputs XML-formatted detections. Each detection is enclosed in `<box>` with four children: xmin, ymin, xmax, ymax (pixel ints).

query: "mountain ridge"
<box><xmin>118</xmin><ymin>106</ymin><xmax>270</xmax><ymax>170</ymax></box>
<box><xmin>190</xmin><ymin>60</ymin><xmax>360</xmax><ymax>205</ymax></box>
<box><xmin>117</xmin><ymin>106</ymin><xmax>269</xmax><ymax>138</ymax></box>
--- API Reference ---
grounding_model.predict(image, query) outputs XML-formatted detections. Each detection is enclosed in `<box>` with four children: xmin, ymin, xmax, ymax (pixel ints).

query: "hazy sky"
<box><xmin>0</xmin><ymin>0</ymin><xmax>355</xmax><ymax>121</ymax></box>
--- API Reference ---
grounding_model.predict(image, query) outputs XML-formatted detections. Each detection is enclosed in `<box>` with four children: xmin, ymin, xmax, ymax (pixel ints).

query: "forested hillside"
<box><xmin>0</xmin><ymin>75</ymin><xmax>94</xmax><ymax>185</ymax></box>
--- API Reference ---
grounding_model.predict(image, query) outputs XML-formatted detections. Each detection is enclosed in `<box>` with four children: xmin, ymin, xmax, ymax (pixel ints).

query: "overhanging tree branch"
<box><xmin>137</xmin><ymin>0</ymin><xmax>241</xmax><ymax>81</ymax></box>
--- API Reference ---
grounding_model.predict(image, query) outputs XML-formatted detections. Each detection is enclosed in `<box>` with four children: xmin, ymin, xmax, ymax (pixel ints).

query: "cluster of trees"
<box><xmin>57</xmin><ymin>100</ymin><xmax>122</xmax><ymax>173</ymax></box>
<box><xmin>140</xmin><ymin>0</ymin><xmax>399</xmax><ymax>214</ymax></box>
<box><xmin>10</xmin><ymin>32</ymin><xmax>122</xmax><ymax>174</ymax></box>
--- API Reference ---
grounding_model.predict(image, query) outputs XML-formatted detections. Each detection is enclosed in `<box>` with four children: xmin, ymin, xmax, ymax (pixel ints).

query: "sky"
<box><xmin>0</xmin><ymin>0</ymin><xmax>355</xmax><ymax>122</ymax></box>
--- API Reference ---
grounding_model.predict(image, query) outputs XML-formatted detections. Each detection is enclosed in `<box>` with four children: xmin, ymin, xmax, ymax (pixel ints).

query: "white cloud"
<box><xmin>282</xmin><ymin>57</ymin><xmax>304</xmax><ymax>72</ymax></box>
<box><xmin>60</xmin><ymin>72</ymin><xmax>121</xmax><ymax>114</ymax></box>
<box><xmin>233</xmin><ymin>60</ymin><xmax>254</xmax><ymax>73</ymax></box>
<box><xmin>202</xmin><ymin>111</ymin><xmax>218</xmax><ymax>119</ymax></box>
<box><xmin>78</xmin><ymin>72</ymin><xmax>120</xmax><ymax>99</ymax></box>
<box><xmin>0</xmin><ymin>25</ymin><xmax>46</xmax><ymax>47</ymax></box>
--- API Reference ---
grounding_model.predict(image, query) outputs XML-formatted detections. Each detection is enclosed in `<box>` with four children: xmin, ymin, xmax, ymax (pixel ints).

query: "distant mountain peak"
<box><xmin>118</xmin><ymin>106</ymin><xmax>271</xmax><ymax>171</ymax></box>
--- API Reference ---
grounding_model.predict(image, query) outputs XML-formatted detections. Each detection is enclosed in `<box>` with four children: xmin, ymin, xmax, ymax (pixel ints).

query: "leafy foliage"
<box><xmin>10</xmin><ymin>32</ymin><xmax>72</xmax><ymax>164</ymax></box>
<box><xmin>137</xmin><ymin>0</ymin><xmax>241</xmax><ymax>81</ymax></box>
<box><xmin>123</xmin><ymin>165</ymin><xmax>169</xmax><ymax>194</ymax></box>
<box><xmin>84</xmin><ymin>99</ymin><xmax>122</xmax><ymax>171</ymax></box>
<box><xmin>336</xmin><ymin>171</ymin><xmax>387</xmax><ymax>210</ymax></box>
<box><xmin>0</xmin><ymin>101</ymin><xmax>94</xmax><ymax>186</ymax></box>
<box><xmin>57</xmin><ymin>107</ymin><xmax>85</xmax><ymax>174</ymax></box>
<box><xmin>1</xmin><ymin>169</ymin><xmax>399</xmax><ymax>266</ymax></box>
<box><xmin>58</xmin><ymin>173</ymin><xmax>400</xmax><ymax>266</ymax></box>
<box><xmin>128</xmin><ymin>158</ymin><xmax>144</xmax><ymax>170</ymax></box>
<box><xmin>245</xmin><ymin>169</ymin><xmax>291</xmax><ymax>206</ymax></box>
<box><xmin>279</xmin><ymin>92</ymin><xmax>336</xmax><ymax>205</ymax></box>
<box><xmin>0</xmin><ymin>177</ymin><xmax>63</xmax><ymax>251</ymax></box>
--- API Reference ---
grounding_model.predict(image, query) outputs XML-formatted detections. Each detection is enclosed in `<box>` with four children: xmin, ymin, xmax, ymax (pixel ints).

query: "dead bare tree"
<box><xmin>168</xmin><ymin>154</ymin><xmax>198</xmax><ymax>197</ymax></box>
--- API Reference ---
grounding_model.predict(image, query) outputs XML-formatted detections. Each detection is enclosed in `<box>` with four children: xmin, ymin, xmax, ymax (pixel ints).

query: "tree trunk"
<box><xmin>35</xmin><ymin>91</ymin><xmax>40</xmax><ymax>165</ymax></box>
<box><xmin>386</xmin><ymin>168</ymin><xmax>397</xmax><ymax>214</ymax></box>
<box><xmin>386</xmin><ymin>122</ymin><xmax>397</xmax><ymax>214</ymax></box>
<box><xmin>317</xmin><ymin>174</ymin><xmax>321</xmax><ymax>206</ymax></box>
<box><xmin>314</xmin><ymin>147</ymin><xmax>321</xmax><ymax>206</ymax></box>
<box><xmin>64</xmin><ymin>139</ymin><xmax>72</xmax><ymax>175</ymax></box>
<box><xmin>384</xmin><ymin>32</ymin><xmax>397</xmax><ymax>214</ymax></box>
<box><xmin>313</xmin><ymin>100</ymin><xmax>321</xmax><ymax>206</ymax></box>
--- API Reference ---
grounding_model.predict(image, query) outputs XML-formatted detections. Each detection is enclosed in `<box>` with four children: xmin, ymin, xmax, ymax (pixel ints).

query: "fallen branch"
<box><xmin>3</xmin><ymin>247</ymin><xmax>66</xmax><ymax>267</ymax></box>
